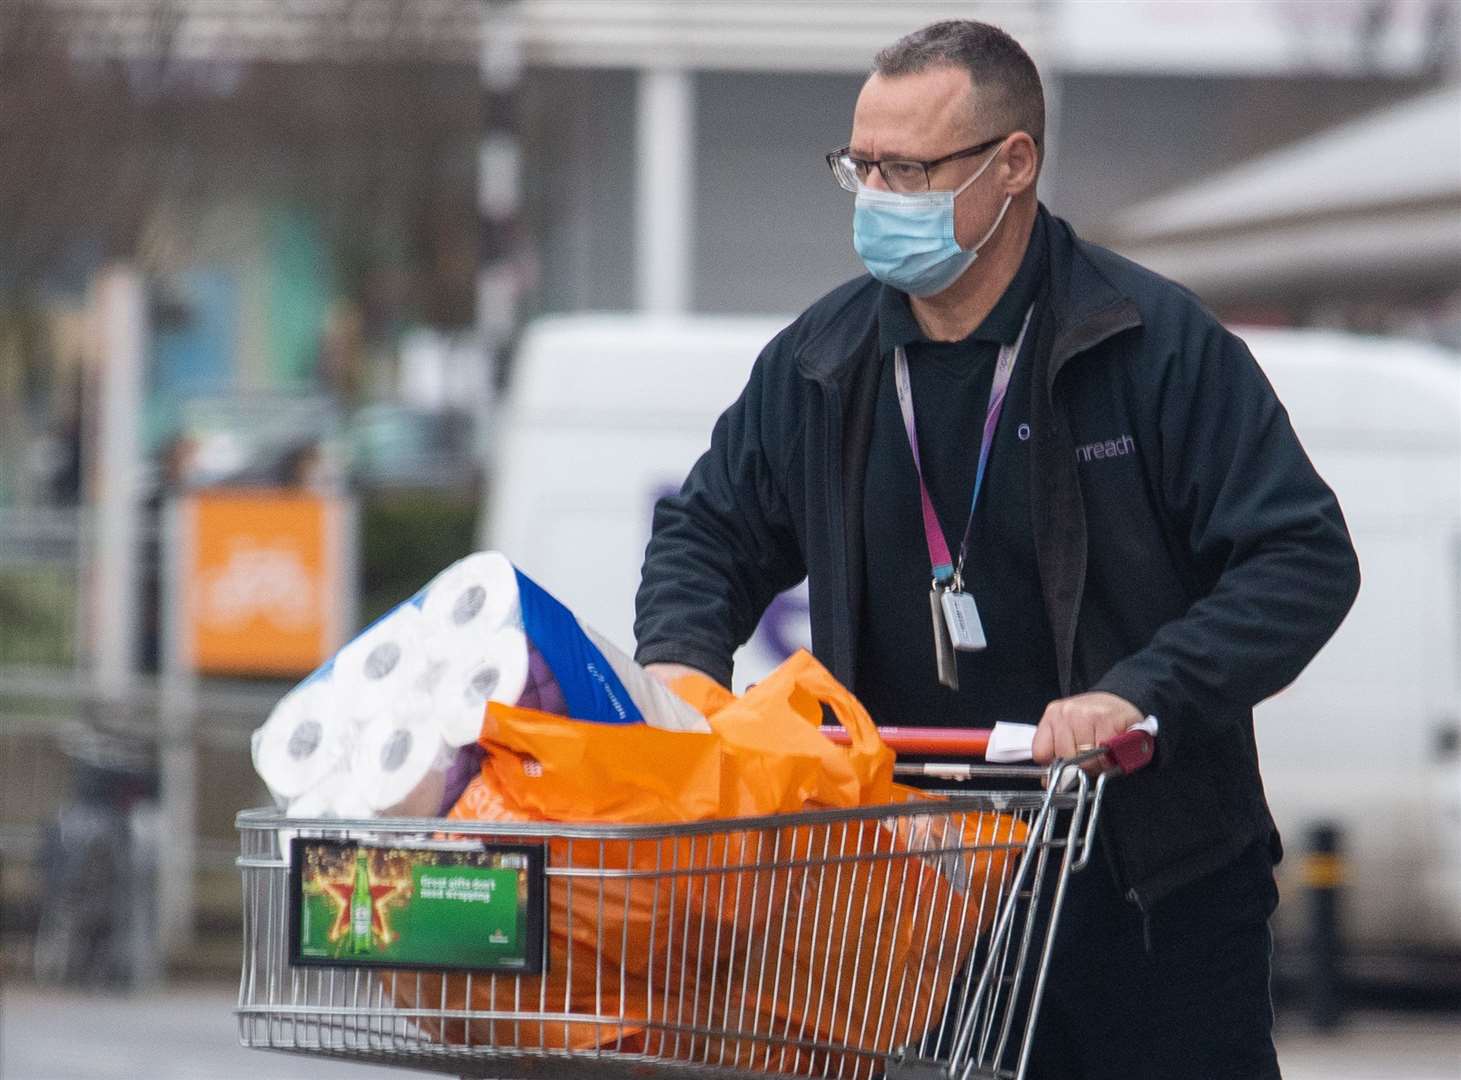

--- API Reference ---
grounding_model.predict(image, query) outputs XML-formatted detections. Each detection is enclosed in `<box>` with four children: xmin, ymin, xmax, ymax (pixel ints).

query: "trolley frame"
<box><xmin>237</xmin><ymin>742</ymin><xmax>1145</xmax><ymax>1080</ymax></box>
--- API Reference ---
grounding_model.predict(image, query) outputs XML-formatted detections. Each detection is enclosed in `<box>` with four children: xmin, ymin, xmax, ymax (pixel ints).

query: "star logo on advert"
<box><xmin>201</xmin><ymin>539</ymin><xmax>317</xmax><ymax>631</ymax></box>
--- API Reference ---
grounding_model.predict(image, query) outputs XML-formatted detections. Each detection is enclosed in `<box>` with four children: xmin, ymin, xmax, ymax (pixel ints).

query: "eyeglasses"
<box><xmin>825</xmin><ymin>135</ymin><xmax>1010</xmax><ymax>194</ymax></box>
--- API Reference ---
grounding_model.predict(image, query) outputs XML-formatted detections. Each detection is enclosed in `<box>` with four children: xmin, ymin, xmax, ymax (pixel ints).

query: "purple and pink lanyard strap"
<box><xmin>893</xmin><ymin>305</ymin><xmax>1035</xmax><ymax>591</ymax></box>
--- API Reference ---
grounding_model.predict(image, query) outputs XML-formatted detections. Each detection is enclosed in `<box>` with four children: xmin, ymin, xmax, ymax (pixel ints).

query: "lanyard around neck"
<box><xmin>894</xmin><ymin>304</ymin><xmax>1034</xmax><ymax>589</ymax></box>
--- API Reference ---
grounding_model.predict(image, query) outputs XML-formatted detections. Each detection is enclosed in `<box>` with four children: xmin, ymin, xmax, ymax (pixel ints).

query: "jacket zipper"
<box><xmin>816</xmin><ymin>375</ymin><xmax>854</xmax><ymax>684</ymax></box>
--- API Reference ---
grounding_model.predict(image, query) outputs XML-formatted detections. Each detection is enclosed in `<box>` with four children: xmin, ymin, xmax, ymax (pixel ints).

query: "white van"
<box><xmin>1238</xmin><ymin>328</ymin><xmax>1461</xmax><ymax>956</ymax></box>
<box><xmin>484</xmin><ymin>313</ymin><xmax>807</xmax><ymax>686</ymax></box>
<box><xmin>486</xmin><ymin>312</ymin><xmax>1461</xmax><ymax>955</ymax></box>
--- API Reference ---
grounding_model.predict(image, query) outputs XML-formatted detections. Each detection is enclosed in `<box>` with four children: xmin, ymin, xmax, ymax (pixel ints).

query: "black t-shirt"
<box><xmin>856</xmin><ymin>215</ymin><xmax>1062</xmax><ymax>728</ymax></box>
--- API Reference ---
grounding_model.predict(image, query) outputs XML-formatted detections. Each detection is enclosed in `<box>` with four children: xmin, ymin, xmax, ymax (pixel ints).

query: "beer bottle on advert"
<box><xmin>349</xmin><ymin>850</ymin><xmax>373</xmax><ymax>954</ymax></box>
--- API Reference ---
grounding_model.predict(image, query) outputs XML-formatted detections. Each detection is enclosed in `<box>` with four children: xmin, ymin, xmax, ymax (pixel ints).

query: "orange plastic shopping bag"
<box><xmin>692</xmin><ymin>796</ymin><xmax>1027</xmax><ymax>1075</ymax></box>
<box><xmin>400</xmin><ymin>774</ymin><xmax>660</xmax><ymax>1052</ymax></box>
<box><xmin>416</xmin><ymin>650</ymin><xmax>1026</xmax><ymax>1071</ymax></box>
<box><xmin>668</xmin><ymin>658</ymin><xmax>1028</xmax><ymax>1073</ymax></box>
<box><xmin>476</xmin><ymin>651</ymin><xmax>892</xmax><ymax>820</ymax></box>
<box><xmin>478</xmin><ymin>706</ymin><xmax>725</xmax><ymax>822</ymax></box>
<box><xmin>697</xmin><ymin>650</ymin><xmax>895</xmax><ymax>813</ymax></box>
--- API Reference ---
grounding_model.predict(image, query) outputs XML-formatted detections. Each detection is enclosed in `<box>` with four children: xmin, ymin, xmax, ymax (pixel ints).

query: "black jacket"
<box><xmin>635</xmin><ymin>208</ymin><xmax>1360</xmax><ymax>905</ymax></box>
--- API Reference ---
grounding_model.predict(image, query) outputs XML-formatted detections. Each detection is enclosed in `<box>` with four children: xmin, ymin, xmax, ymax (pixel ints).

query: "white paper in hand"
<box><xmin>985</xmin><ymin>716</ymin><xmax>1160</xmax><ymax>763</ymax></box>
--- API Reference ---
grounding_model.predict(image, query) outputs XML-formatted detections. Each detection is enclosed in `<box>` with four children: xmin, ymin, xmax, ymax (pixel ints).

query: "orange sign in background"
<box><xmin>183</xmin><ymin>489</ymin><xmax>346</xmax><ymax>676</ymax></box>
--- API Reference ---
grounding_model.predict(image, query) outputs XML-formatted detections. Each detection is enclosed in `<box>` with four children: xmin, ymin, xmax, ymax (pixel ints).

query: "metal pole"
<box><xmin>635</xmin><ymin>65</ymin><xmax>695</xmax><ymax>314</ymax></box>
<box><xmin>476</xmin><ymin>0</ymin><xmax>524</xmax><ymax>531</ymax></box>
<box><xmin>328</xmin><ymin>494</ymin><xmax>359</xmax><ymax>650</ymax></box>
<box><xmin>91</xmin><ymin>266</ymin><xmax>145</xmax><ymax>700</ymax></box>
<box><xmin>157</xmin><ymin>497</ymin><xmax>197</xmax><ymax>960</ymax></box>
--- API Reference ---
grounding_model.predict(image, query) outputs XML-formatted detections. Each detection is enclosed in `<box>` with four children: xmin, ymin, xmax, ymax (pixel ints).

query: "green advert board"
<box><xmin>289</xmin><ymin>837</ymin><xmax>546</xmax><ymax>974</ymax></box>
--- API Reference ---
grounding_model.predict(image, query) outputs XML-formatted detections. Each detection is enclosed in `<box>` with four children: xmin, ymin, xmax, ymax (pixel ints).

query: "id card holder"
<box><xmin>929</xmin><ymin>587</ymin><xmax>959</xmax><ymax>690</ymax></box>
<box><xmin>940</xmin><ymin>589</ymin><xmax>987</xmax><ymax>652</ymax></box>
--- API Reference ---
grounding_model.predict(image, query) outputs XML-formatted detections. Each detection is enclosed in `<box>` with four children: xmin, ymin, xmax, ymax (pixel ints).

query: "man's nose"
<box><xmin>865</xmin><ymin>165</ymin><xmax>893</xmax><ymax>192</ymax></box>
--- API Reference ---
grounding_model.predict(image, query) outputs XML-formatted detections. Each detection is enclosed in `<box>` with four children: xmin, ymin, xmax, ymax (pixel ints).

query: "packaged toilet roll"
<box><xmin>432</xmin><ymin>625</ymin><xmax>532</xmax><ymax>747</ymax></box>
<box><xmin>285</xmin><ymin>772</ymin><xmax>345</xmax><ymax>819</ymax></box>
<box><xmin>253</xmin><ymin>549</ymin><xmax>717</xmax><ymax>824</ymax></box>
<box><xmin>278</xmin><ymin>771</ymin><xmax>378</xmax><ymax>866</ymax></box>
<box><xmin>352</xmin><ymin>697</ymin><xmax>453</xmax><ymax>818</ymax></box>
<box><xmin>510</xmin><ymin>565</ymin><xmax>709</xmax><ymax>731</ymax></box>
<box><xmin>331</xmin><ymin>604</ymin><xmax>430</xmax><ymax>708</ymax></box>
<box><xmin>285</xmin><ymin>769</ymin><xmax>375</xmax><ymax>820</ymax></box>
<box><xmin>580</xmin><ymin>624</ymin><xmax>711</xmax><ymax>734</ymax></box>
<box><xmin>252</xmin><ymin>677</ymin><xmax>349</xmax><ymax>801</ymax></box>
<box><xmin>420</xmin><ymin>551</ymin><xmax>521</xmax><ymax>641</ymax></box>
<box><xmin>331</xmin><ymin>783</ymin><xmax>377</xmax><ymax>821</ymax></box>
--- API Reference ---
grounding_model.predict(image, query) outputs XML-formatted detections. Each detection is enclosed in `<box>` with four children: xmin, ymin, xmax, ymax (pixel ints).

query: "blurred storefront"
<box><xmin>0</xmin><ymin>0</ymin><xmax>484</xmax><ymax>980</ymax></box>
<box><xmin>0</xmin><ymin>0</ymin><xmax>483</xmax><ymax>510</ymax></box>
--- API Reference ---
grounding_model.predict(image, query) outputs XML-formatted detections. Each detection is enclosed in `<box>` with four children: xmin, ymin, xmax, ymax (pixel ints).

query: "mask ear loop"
<box><xmin>950</xmin><ymin>139</ymin><xmax>1005</xmax><ymax>197</ymax></box>
<box><xmin>965</xmin><ymin>194</ymin><xmax>1013</xmax><ymax>254</ymax></box>
<box><xmin>949</xmin><ymin>141</ymin><xmax>1013</xmax><ymax>254</ymax></box>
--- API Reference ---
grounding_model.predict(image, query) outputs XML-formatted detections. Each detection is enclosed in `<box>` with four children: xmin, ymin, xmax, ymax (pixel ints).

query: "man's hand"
<box><xmin>1032</xmin><ymin>691</ymin><xmax>1143</xmax><ymax>768</ymax></box>
<box><xmin>644</xmin><ymin>662</ymin><xmax>713</xmax><ymax>688</ymax></box>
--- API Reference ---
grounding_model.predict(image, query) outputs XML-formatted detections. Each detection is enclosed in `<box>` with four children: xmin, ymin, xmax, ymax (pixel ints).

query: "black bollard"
<box><xmin>1303</xmin><ymin>822</ymin><xmax>1345</xmax><ymax>1031</ymax></box>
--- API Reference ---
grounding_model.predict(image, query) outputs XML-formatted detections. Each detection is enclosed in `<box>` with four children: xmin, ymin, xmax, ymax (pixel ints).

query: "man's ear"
<box><xmin>1002</xmin><ymin>132</ymin><xmax>1040</xmax><ymax>196</ymax></box>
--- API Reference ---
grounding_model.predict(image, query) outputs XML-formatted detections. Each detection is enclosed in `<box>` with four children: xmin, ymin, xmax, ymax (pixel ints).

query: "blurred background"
<box><xmin>0</xmin><ymin>1</ymin><xmax>1457</xmax><ymax>1077</ymax></box>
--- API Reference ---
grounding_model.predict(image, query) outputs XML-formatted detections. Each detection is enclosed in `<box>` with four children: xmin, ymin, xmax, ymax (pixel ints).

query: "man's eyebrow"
<box><xmin>848</xmin><ymin>146</ymin><xmax>921</xmax><ymax>160</ymax></box>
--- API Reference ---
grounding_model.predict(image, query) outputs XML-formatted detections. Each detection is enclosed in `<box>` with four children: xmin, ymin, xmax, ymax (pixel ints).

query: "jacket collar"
<box><xmin>1041</xmin><ymin>209</ymin><xmax>1143</xmax><ymax>382</ymax></box>
<box><xmin>796</xmin><ymin>205</ymin><xmax>1142</xmax><ymax>386</ymax></box>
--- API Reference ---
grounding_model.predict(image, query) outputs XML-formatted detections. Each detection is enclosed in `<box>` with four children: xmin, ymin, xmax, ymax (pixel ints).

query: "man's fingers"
<box><xmin>1052</xmin><ymin>721</ymin><xmax>1079</xmax><ymax>761</ymax></box>
<box><xmin>1042</xmin><ymin>700</ymin><xmax>1076</xmax><ymax>760</ymax></box>
<box><xmin>1031</xmin><ymin>727</ymin><xmax>1051</xmax><ymax>764</ymax></box>
<box><xmin>1035</xmin><ymin>692</ymin><xmax>1144</xmax><ymax>769</ymax></box>
<box><xmin>1033</xmin><ymin>701</ymin><xmax>1060</xmax><ymax>764</ymax></box>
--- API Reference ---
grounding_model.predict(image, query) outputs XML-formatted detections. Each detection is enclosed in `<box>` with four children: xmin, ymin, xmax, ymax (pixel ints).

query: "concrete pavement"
<box><xmin>1</xmin><ymin>982</ymin><xmax>1457</xmax><ymax>1079</ymax></box>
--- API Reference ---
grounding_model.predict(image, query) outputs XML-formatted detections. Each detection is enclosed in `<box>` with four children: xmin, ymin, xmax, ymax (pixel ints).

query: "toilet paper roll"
<box><xmin>353</xmin><ymin>699</ymin><xmax>452</xmax><ymax>818</ymax></box>
<box><xmin>580</xmin><ymin>624</ymin><xmax>712</xmax><ymax>734</ymax></box>
<box><xmin>285</xmin><ymin>771</ymin><xmax>348</xmax><ymax>819</ymax></box>
<box><xmin>284</xmin><ymin>769</ymin><xmax>378</xmax><ymax>820</ymax></box>
<box><xmin>252</xmin><ymin>677</ymin><xmax>348</xmax><ymax>800</ymax></box>
<box><xmin>279</xmin><ymin>773</ymin><xmax>334</xmax><ymax>869</ymax></box>
<box><xmin>331</xmin><ymin>785</ymin><xmax>378</xmax><ymax>821</ymax></box>
<box><xmin>279</xmin><ymin>772</ymin><xmax>375</xmax><ymax>864</ymax></box>
<box><xmin>420</xmin><ymin>551</ymin><xmax>521</xmax><ymax>645</ymax></box>
<box><xmin>331</xmin><ymin>604</ymin><xmax>430</xmax><ymax>709</ymax></box>
<box><xmin>431</xmin><ymin>625</ymin><xmax>531</xmax><ymax>747</ymax></box>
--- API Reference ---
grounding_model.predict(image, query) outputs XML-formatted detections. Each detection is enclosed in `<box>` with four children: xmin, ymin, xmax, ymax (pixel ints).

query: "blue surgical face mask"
<box><xmin>852</xmin><ymin>147</ymin><xmax>1011</xmax><ymax>298</ymax></box>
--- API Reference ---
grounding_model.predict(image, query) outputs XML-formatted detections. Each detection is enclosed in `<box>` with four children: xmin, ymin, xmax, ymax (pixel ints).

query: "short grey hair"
<box><xmin>874</xmin><ymin>20</ymin><xmax>1045</xmax><ymax>148</ymax></box>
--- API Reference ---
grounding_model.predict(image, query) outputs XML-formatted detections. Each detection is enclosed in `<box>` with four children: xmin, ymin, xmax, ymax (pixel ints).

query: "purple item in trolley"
<box><xmin>435</xmin><ymin>641</ymin><xmax>568</xmax><ymax>813</ymax></box>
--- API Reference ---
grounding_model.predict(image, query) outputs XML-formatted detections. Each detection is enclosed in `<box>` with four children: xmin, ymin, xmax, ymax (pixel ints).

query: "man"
<box><xmin>635</xmin><ymin>19</ymin><xmax>1359</xmax><ymax>1079</ymax></box>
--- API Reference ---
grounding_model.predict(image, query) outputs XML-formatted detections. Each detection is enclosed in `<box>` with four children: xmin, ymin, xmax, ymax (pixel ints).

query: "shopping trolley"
<box><xmin>236</xmin><ymin>726</ymin><xmax>1153</xmax><ymax>1080</ymax></box>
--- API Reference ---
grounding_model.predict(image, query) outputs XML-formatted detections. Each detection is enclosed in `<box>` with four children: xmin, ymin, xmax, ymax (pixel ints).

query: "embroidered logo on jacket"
<box><xmin>1075</xmin><ymin>435</ymin><xmax>1136</xmax><ymax>463</ymax></box>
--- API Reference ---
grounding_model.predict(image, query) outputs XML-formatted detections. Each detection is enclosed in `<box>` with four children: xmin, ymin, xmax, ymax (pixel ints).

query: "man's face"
<box><xmin>849</xmin><ymin>66</ymin><xmax>1009</xmax><ymax>252</ymax></box>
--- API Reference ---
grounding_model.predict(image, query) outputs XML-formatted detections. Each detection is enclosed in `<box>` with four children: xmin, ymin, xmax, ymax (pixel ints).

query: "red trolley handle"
<box><xmin>818</xmin><ymin>725</ymin><xmax>990</xmax><ymax>757</ymax></box>
<box><xmin>1097</xmin><ymin>726</ymin><xmax>1156</xmax><ymax>774</ymax></box>
<box><xmin>819</xmin><ymin>724</ymin><xmax>1156</xmax><ymax>773</ymax></box>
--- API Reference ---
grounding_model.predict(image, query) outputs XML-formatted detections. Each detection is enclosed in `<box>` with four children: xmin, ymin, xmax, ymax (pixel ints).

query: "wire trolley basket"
<box><xmin>236</xmin><ymin>729</ymin><xmax>1153</xmax><ymax>1080</ymax></box>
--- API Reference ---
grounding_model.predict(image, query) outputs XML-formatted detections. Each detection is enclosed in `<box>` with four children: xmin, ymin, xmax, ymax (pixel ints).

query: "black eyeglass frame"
<box><xmin>825</xmin><ymin>134</ymin><xmax>1013</xmax><ymax>193</ymax></box>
